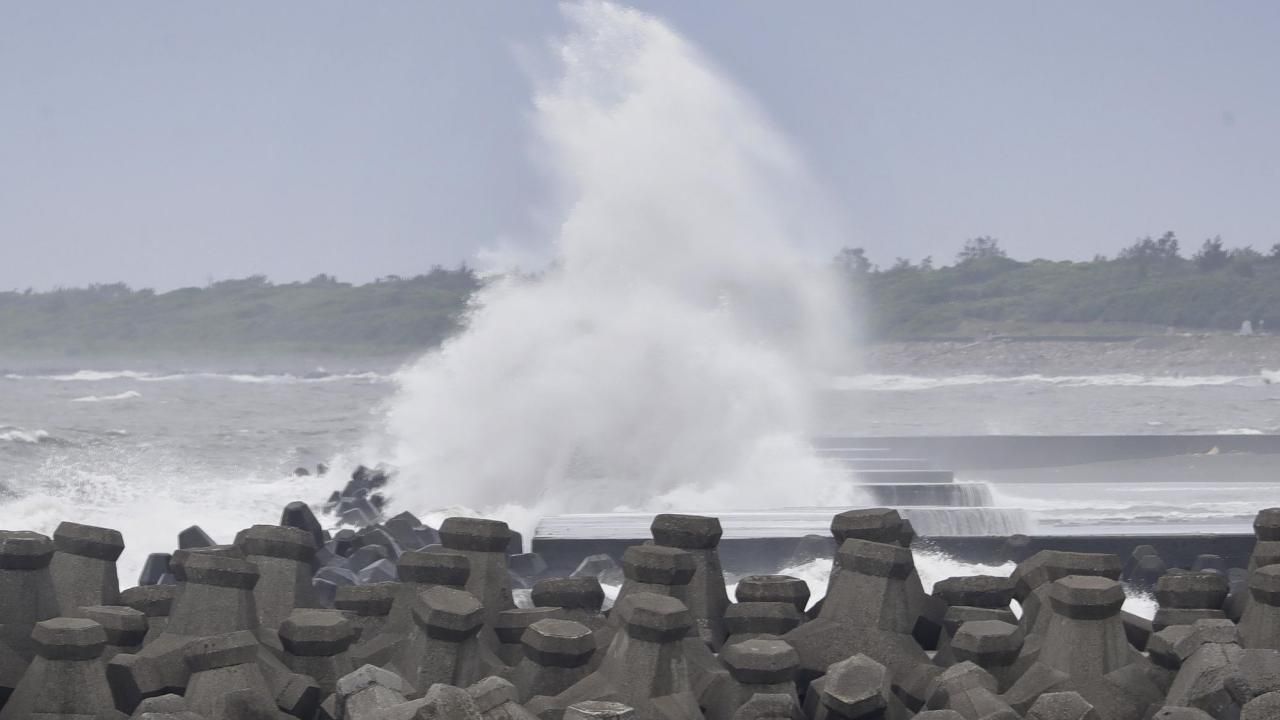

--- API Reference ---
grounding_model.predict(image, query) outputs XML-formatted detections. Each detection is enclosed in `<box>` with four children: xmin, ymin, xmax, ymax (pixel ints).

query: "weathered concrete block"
<box><xmin>183</xmin><ymin>631</ymin><xmax>295</xmax><ymax>720</ymax></box>
<box><xmin>120</xmin><ymin>584</ymin><xmax>176</xmax><ymax>645</ymax></box>
<box><xmin>234</xmin><ymin>524</ymin><xmax>319</xmax><ymax>631</ymax></box>
<box><xmin>440</xmin><ymin>518</ymin><xmax>516</xmax><ymax>631</ymax></box>
<box><xmin>531</xmin><ymin>593</ymin><xmax>701</xmax><ymax>720</ymax></box>
<box><xmin>280</xmin><ymin>500</ymin><xmax>326</xmax><ymax>549</ymax></box>
<box><xmin>1240</xmin><ymin>564</ymin><xmax>1280</xmax><ymax>650</ymax></box>
<box><xmin>49</xmin><ymin>521</ymin><xmax>124</xmax><ymax>613</ymax></box>
<box><xmin>177</xmin><ymin>526</ymin><xmax>216</xmax><ymax>550</ymax></box>
<box><xmin>723</xmin><ymin>601</ymin><xmax>804</xmax><ymax>641</ymax></box>
<box><xmin>1025</xmin><ymin>691</ymin><xmax>1098</xmax><ymax>720</ymax></box>
<box><xmin>279</xmin><ymin>608</ymin><xmax>356</xmax><ymax>697</ymax></box>
<box><xmin>138</xmin><ymin>553</ymin><xmax>173</xmax><ymax>587</ymax></box>
<box><xmin>336</xmin><ymin>663</ymin><xmax>411</xmax><ymax>718</ymax></box>
<box><xmin>932</xmin><ymin>575</ymin><xmax>1015</xmax><ymax>610</ymax></box>
<box><xmin>733</xmin><ymin>575</ymin><xmax>810</xmax><ymax>612</ymax></box>
<box><xmin>950</xmin><ymin>620</ymin><xmax>1023</xmax><ymax>692</ymax></box>
<box><xmin>335</xmin><ymin>582</ymin><xmax>397</xmax><ymax>644</ymax></box>
<box><xmin>390</xmin><ymin>586</ymin><xmax>492</xmax><ymax>694</ymax></box>
<box><xmin>1155</xmin><ymin>572</ymin><xmax>1228</xmax><ymax>611</ymax></box>
<box><xmin>830</xmin><ymin>508</ymin><xmax>905</xmax><ymax>546</ymax></box>
<box><xmin>79</xmin><ymin>604</ymin><xmax>147</xmax><ymax>659</ymax></box>
<box><xmin>508</xmin><ymin>618</ymin><xmax>595</xmax><ymax>702</ymax></box>
<box><xmin>0</xmin><ymin>530</ymin><xmax>60</xmax><ymax>702</ymax></box>
<box><xmin>494</xmin><ymin>607</ymin><xmax>563</xmax><ymax>665</ymax></box>
<box><xmin>0</xmin><ymin>617</ymin><xmax>123</xmax><ymax>719</ymax></box>
<box><xmin>1242</xmin><ymin>691</ymin><xmax>1280</xmax><ymax>720</ymax></box>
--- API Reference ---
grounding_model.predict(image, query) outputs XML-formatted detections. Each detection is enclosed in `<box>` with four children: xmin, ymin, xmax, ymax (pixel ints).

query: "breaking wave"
<box><xmin>370</xmin><ymin>0</ymin><xmax>854</xmax><ymax>539</ymax></box>
<box><xmin>0</xmin><ymin>427</ymin><xmax>52</xmax><ymax>444</ymax></box>
<box><xmin>71</xmin><ymin>390</ymin><xmax>143</xmax><ymax>403</ymax></box>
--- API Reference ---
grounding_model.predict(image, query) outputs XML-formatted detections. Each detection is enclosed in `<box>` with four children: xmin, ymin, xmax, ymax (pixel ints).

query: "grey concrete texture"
<box><xmin>4</xmin><ymin>506</ymin><xmax>1280</xmax><ymax>718</ymax></box>
<box><xmin>651</xmin><ymin>514</ymin><xmax>730</xmax><ymax>650</ymax></box>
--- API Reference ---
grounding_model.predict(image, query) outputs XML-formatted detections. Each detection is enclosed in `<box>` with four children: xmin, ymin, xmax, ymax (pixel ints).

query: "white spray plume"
<box><xmin>373</xmin><ymin>0</ymin><xmax>858</xmax><ymax>539</ymax></box>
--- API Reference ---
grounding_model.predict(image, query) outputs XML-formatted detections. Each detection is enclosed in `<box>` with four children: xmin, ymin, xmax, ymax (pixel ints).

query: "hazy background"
<box><xmin>3</xmin><ymin>1</ymin><xmax>1279</xmax><ymax>291</ymax></box>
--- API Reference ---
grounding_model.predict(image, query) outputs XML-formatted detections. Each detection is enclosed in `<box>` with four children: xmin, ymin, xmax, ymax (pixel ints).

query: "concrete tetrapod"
<box><xmin>783</xmin><ymin>538</ymin><xmax>929</xmax><ymax>689</ymax></box>
<box><xmin>0</xmin><ymin>617</ymin><xmax>126</xmax><ymax>720</ymax></box>
<box><xmin>49</xmin><ymin>521</ymin><xmax>125</xmax><ymax>613</ymax></box>
<box><xmin>651</xmin><ymin>514</ymin><xmax>731</xmax><ymax>650</ymax></box>
<box><xmin>531</xmin><ymin>592</ymin><xmax>703</xmax><ymax>720</ymax></box>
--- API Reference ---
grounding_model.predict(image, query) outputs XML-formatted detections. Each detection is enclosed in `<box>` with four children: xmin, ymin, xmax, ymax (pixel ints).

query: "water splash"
<box><xmin>372</xmin><ymin>1</ymin><xmax>855</xmax><ymax>538</ymax></box>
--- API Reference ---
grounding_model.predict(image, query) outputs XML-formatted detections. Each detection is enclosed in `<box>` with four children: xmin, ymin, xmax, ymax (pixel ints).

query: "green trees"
<box><xmin>840</xmin><ymin>234</ymin><xmax>1280</xmax><ymax>337</ymax></box>
<box><xmin>0</xmin><ymin>267</ymin><xmax>479</xmax><ymax>357</ymax></box>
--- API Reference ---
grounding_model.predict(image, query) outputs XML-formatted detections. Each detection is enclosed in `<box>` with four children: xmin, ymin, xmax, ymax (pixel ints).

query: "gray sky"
<box><xmin>2</xmin><ymin>1</ymin><xmax>1278</xmax><ymax>290</ymax></box>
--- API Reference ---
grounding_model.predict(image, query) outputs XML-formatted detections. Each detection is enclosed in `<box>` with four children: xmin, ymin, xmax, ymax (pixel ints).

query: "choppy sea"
<box><xmin>2</xmin><ymin>360</ymin><xmax>1276</xmax><ymax>612</ymax></box>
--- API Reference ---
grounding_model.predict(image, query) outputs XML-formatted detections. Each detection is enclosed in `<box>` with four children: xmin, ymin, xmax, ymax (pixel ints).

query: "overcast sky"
<box><xmin>2</xmin><ymin>1</ymin><xmax>1278</xmax><ymax>290</ymax></box>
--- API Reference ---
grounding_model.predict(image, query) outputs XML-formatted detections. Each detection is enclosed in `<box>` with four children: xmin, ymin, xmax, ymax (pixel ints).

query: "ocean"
<box><xmin>3</xmin><ymin>357</ymin><xmax>1276</xmax><ymax>587</ymax></box>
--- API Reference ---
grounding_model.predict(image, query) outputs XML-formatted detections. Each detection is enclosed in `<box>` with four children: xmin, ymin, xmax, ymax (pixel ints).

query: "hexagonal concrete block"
<box><xmin>830</xmin><ymin>508</ymin><xmax>903</xmax><ymax>545</ymax></box>
<box><xmin>734</xmin><ymin>575</ymin><xmax>810</xmax><ymax>611</ymax></box>
<box><xmin>951</xmin><ymin>620</ymin><xmax>1023</xmax><ymax>665</ymax></box>
<box><xmin>1156</xmin><ymin>572</ymin><xmax>1229</xmax><ymax>609</ymax></box>
<box><xmin>53</xmin><ymin>521</ymin><xmax>125</xmax><ymax>560</ymax></box>
<box><xmin>32</xmin><ymin>617</ymin><xmax>107</xmax><ymax>660</ymax></box>
<box><xmin>495</xmin><ymin>607</ymin><xmax>563</xmax><ymax>644</ymax></box>
<box><xmin>439</xmin><ymin>517</ymin><xmax>512</xmax><ymax>553</ymax></box>
<box><xmin>175</xmin><ymin>552</ymin><xmax>259</xmax><ymax>589</ymax></box>
<box><xmin>398</xmin><ymin>549</ymin><xmax>471</xmax><ymax>586</ymax></box>
<box><xmin>79</xmin><ymin>605</ymin><xmax>147</xmax><ymax>645</ymax></box>
<box><xmin>1012</xmin><ymin>551</ymin><xmax>1122</xmax><ymax>600</ymax></box>
<box><xmin>720</xmin><ymin>638</ymin><xmax>798</xmax><ymax>685</ymax></box>
<box><xmin>724</xmin><ymin>601</ymin><xmax>805</xmax><ymax>637</ymax></box>
<box><xmin>412</xmin><ymin>586</ymin><xmax>484</xmax><ymax>640</ymax></box>
<box><xmin>335</xmin><ymin>583</ymin><xmax>397</xmax><ymax>616</ymax></box>
<box><xmin>615</xmin><ymin>592</ymin><xmax>692</xmax><ymax>643</ymax></box>
<box><xmin>280</xmin><ymin>609</ymin><xmax>356</xmax><ymax>656</ymax></box>
<box><xmin>235</xmin><ymin>524</ymin><xmax>316</xmax><ymax>561</ymax></box>
<box><xmin>1047</xmin><ymin>576</ymin><xmax>1125</xmax><ymax>619</ymax></box>
<box><xmin>1251</xmin><ymin>565</ymin><xmax>1280</xmax><ymax>606</ymax></box>
<box><xmin>836</xmin><ymin>538</ymin><xmax>914</xmax><ymax>579</ymax></box>
<box><xmin>932</xmin><ymin>575</ymin><xmax>1015</xmax><ymax>609</ymax></box>
<box><xmin>621</xmin><ymin>545</ymin><xmax>695</xmax><ymax>586</ymax></box>
<box><xmin>522</xmin><ymin>618</ymin><xmax>595</xmax><ymax>667</ymax></box>
<box><xmin>0</xmin><ymin>530</ymin><xmax>55</xmax><ymax>569</ymax></box>
<box><xmin>120</xmin><ymin>584</ymin><xmax>176</xmax><ymax>617</ymax></box>
<box><xmin>650</xmin><ymin>514</ymin><xmax>722</xmax><ymax>549</ymax></box>
<box><xmin>821</xmin><ymin>654</ymin><xmax>889</xmax><ymax>719</ymax></box>
<box><xmin>532</xmin><ymin>577</ymin><xmax>606</xmax><ymax>611</ymax></box>
<box><xmin>1255</xmin><ymin>509</ymin><xmax>1280</xmax><ymax>541</ymax></box>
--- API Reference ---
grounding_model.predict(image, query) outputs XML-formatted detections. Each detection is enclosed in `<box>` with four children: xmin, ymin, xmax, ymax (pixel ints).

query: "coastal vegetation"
<box><xmin>4</xmin><ymin>233</ymin><xmax>1279</xmax><ymax>356</ymax></box>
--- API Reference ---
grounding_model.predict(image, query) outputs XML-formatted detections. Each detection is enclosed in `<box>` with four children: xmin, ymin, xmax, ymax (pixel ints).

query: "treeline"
<box><xmin>0</xmin><ymin>268</ymin><xmax>479</xmax><ymax>357</ymax></box>
<box><xmin>839</xmin><ymin>234</ymin><xmax>1280</xmax><ymax>338</ymax></box>
<box><xmin>5</xmin><ymin>233</ymin><xmax>1279</xmax><ymax>357</ymax></box>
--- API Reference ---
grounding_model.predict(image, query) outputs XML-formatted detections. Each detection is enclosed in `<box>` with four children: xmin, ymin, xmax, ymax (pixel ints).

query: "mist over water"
<box><xmin>373</xmin><ymin>1</ymin><xmax>858</xmax><ymax>536</ymax></box>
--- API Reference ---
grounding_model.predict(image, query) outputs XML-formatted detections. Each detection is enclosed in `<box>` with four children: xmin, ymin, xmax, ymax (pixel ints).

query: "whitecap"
<box><xmin>71</xmin><ymin>390</ymin><xmax>142</xmax><ymax>403</ymax></box>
